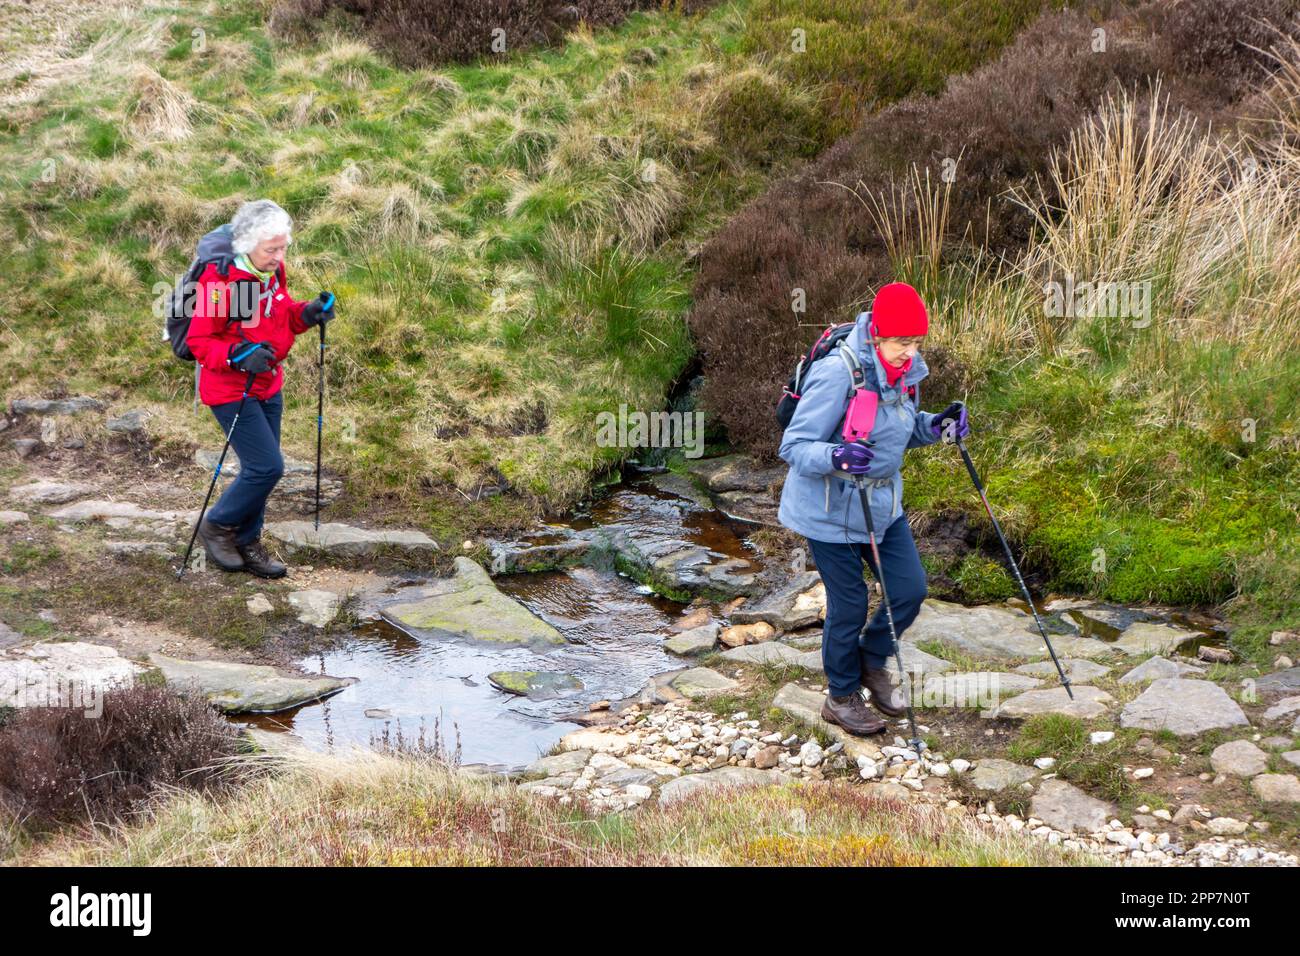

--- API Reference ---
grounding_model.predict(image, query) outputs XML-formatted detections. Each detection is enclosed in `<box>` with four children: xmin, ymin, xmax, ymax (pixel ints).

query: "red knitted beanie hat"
<box><xmin>870</xmin><ymin>282</ymin><xmax>929</xmax><ymax>338</ymax></box>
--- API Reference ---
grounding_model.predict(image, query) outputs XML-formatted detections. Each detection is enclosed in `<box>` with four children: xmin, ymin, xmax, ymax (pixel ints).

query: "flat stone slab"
<box><xmin>719</xmin><ymin>642</ymin><xmax>808</xmax><ymax>666</ymax></box>
<box><xmin>1120</xmin><ymin>678</ymin><xmax>1250</xmax><ymax>737</ymax></box>
<box><xmin>10</xmin><ymin>396</ymin><xmax>104</xmax><ymax>416</ymax></box>
<box><xmin>48</xmin><ymin>500</ymin><xmax>190</xmax><ymax>523</ymax></box>
<box><xmin>0</xmin><ymin>510</ymin><xmax>29</xmax><ymax>525</ymax></box>
<box><xmin>770</xmin><ymin>682</ymin><xmax>883</xmax><ymax>763</ymax></box>
<box><xmin>151</xmin><ymin>653</ymin><xmax>353</xmax><ymax>714</ymax></box>
<box><xmin>647</xmin><ymin>471</ymin><xmax>713</xmax><ymax>509</ymax></box>
<box><xmin>1014</xmin><ymin>658</ymin><xmax>1112</xmax><ymax>682</ymax></box>
<box><xmin>523</xmin><ymin>749</ymin><xmax>591</xmax><ymax>780</ymax></box>
<box><xmin>1256</xmin><ymin>667</ymin><xmax>1300</xmax><ymax>696</ymax></box>
<box><xmin>1111</xmin><ymin>621</ymin><xmax>1199</xmax><ymax>657</ymax></box>
<box><xmin>266</xmin><ymin>520</ymin><xmax>438</xmax><ymax>558</ymax></box>
<box><xmin>288</xmin><ymin>589</ymin><xmax>341</xmax><ymax>628</ymax></box>
<box><xmin>683</xmin><ymin>455</ymin><xmax>785</xmax><ymax>494</ymax></box>
<box><xmin>992</xmin><ymin>685</ymin><xmax>1114</xmax><ymax>720</ymax></box>
<box><xmin>906</xmin><ymin>599</ymin><xmax>1110</xmax><ymax>662</ymax></box>
<box><xmin>657</xmin><ymin>766</ymin><xmax>781</xmax><ymax>807</ymax></box>
<box><xmin>8</xmin><ymin>480</ymin><xmax>95</xmax><ymax>505</ymax></box>
<box><xmin>729</xmin><ymin>570</ymin><xmax>824</xmax><ymax>631</ymax></box>
<box><xmin>1250</xmin><ymin>774</ymin><xmax>1300</xmax><ymax>803</ymax></box>
<box><xmin>384</xmin><ymin>557</ymin><xmax>565</xmax><ymax>647</ymax></box>
<box><xmin>662</xmin><ymin>623</ymin><xmax>719</xmax><ymax>656</ymax></box>
<box><xmin>1210</xmin><ymin>739</ymin><xmax>1268</xmax><ymax>778</ymax></box>
<box><xmin>0</xmin><ymin>642</ymin><xmax>144</xmax><ymax>707</ymax></box>
<box><xmin>914</xmin><ymin>671</ymin><xmax>1042</xmax><ymax>709</ymax></box>
<box><xmin>1118</xmin><ymin>656</ymin><xmax>1205</xmax><ymax>684</ymax></box>
<box><xmin>669</xmin><ymin>667</ymin><xmax>739</xmax><ymax>699</ymax></box>
<box><xmin>1261</xmin><ymin>696</ymin><xmax>1300</xmax><ymax>723</ymax></box>
<box><xmin>1031</xmin><ymin>778</ymin><xmax>1116</xmax><ymax>833</ymax></box>
<box><xmin>487</xmin><ymin>670</ymin><xmax>583</xmax><ymax>700</ymax></box>
<box><xmin>967</xmin><ymin>758</ymin><xmax>1038</xmax><ymax>793</ymax></box>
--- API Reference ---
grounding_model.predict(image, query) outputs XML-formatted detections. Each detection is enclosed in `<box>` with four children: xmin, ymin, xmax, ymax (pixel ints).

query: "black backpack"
<box><xmin>775</xmin><ymin>320</ymin><xmax>869</xmax><ymax>430</ymax></box>
<box><xmin>163</xmin><ymin>224</ymin><xmax>237</xmax><ymax>361</ymax></box>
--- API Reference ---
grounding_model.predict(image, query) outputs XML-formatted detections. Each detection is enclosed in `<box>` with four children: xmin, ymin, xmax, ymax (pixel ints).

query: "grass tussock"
<box><xmin>14</xmin><ymin>749</ymin><xmax>1095</xmax><ymax>866</ymax></box>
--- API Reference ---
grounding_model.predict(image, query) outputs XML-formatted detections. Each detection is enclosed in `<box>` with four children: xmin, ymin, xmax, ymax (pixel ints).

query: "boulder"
<box><xmin>383</xmin><ymin>557</ymin><xmax>565</xmax><ymax>647</ymax></box>
<box><xmin>1031</xmin><ymin>778</ymin><xmax>1117</xmax><ymax>833</ymax></box>
<box><xmin>729</xmin><ymin>571</ymin><xmax>824</xmax><ymax>631</ymax></box>
<box><xmin>966</xmin><ymin>759</ymin><xmax>1038</xmax><ymax>794</ymax></box>
<box><xmin>288</xmin><ymin>589</ymin><xmax>341</xmax><ymax>628</ymax></box>
<box><xmin>487</xmin><ymin>670</ymin><xmax>583</xmax><ymax>700</ymax></box>
<box><xmin>657</xmin><ymin>766</ymin><xmax>781</xmax><ymax>807</ymax></box>
<box><xmin>1209</xmin><ymin>739</ymin><xmax>1268</xmax><ymax>778</ymax></box>
<box><xmin>266</xmin><ymin>520</ymin><xmax>437</xmax><ymax>558</ymax></box>
<box><xmin>662</xmin><ymin>623</ymin><xmax>719</xmax><ymax>656</ymax></box>
<box><xmin>151</xmin><ymin>653</ymin><xmax>353</xmax><ymax>713</ymax></box>
<box><xmin>1120</xmin><ymin>678</ymin><xmax>1250</xmax><ymax>737</ymax></box>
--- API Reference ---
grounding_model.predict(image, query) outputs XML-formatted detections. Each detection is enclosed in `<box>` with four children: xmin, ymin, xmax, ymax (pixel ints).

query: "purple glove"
<box><xmin>930</xmin><ymin>401</ymin><xmax>970</xmax><ymax>442</ymax></box>
<box><xmin>831</xmin><ymin>441</ymin><xmax>875</xmax><ymax>474</ymax></box>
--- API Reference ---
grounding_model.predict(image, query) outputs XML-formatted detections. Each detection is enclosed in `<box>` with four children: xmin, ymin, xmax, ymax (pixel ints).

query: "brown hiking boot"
<box><xmin>198</xmin><ymin>518</ymin><xmax>245</xmax><ymax>572</ymax></box>
<box><xmin>863</xmin><ymin>667</ymin><xmax>907</xmax><ymax>717</ymax></box>
<box><xmin>821</xmin><ymin>692</ymin><xmax>885</xmax><ymax>736</ymax></box>
<box><xmin>237</xmin><ymin>539</ymin><xmax>287</xmax><ymax>579</ymax></box>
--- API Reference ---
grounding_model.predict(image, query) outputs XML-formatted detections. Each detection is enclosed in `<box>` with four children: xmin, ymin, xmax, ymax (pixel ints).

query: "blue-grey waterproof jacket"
<box><xmin>777</xmin><ymin>311</ymin><xmax>941</xmax><ymax>544</ymax></box>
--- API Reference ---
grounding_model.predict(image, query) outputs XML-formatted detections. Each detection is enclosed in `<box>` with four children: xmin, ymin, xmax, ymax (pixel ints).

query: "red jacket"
<box><xmin>186</xmin><ymin>259</ymin><xmax>311</xmax><ymax>406</ymax></box>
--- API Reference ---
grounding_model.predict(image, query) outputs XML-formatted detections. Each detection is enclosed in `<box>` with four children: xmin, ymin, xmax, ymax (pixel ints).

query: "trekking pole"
<box><xmin>953</xmin><ymin>435</ymin><xmax>1073</xmax><ymax>699</ymax></box>
<box><xmin>314</xmin><ymin>292</ymin><xmax>333</xmax><ymax>531</ymax></box>
<box><xmin>851</xmin><ymin>473</ymin><xmax>924</xmax><ymax>753</ymax></box>
<box><xmin>178</xmin><ymin>370</ymin><xmax>257</xmax><ymax>579</ymax></box>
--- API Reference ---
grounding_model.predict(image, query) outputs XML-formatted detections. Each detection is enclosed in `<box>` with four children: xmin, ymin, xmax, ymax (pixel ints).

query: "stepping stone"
<box><xmin>246</xmin><ymin>594</ymin><xmax>275</xmax><ymax>616</ymax></box>
<box><xmin>1210</xmin><ymin>739</ymin><xmax>1268</xmax><ymax>778</ymax></box>
<box><xmin>1281</xmin><ymin>751</ymin><xmax>1300</xmax><ymax>771</ymax></box>
<box><xmin>48</xmin><ymin>500</ymin><xmax>190</xmax><ymax>523</ymax></box>
<box><xmin>906</xmin><ymin>599</ymin><xmax>1110</xmax><ymax>662</ymax></box>
<box><xmin>1118</xmin><ymin>656</ymin><xmax>1204</xmax><ymax>684</ymax></box>
<box><xmin>1256</xmin><ymin>667</ymin><xmax>1300</xmax><ymax>696</ymax></box>
<box><xmin>288</xmin><ymin>589</ymin><xmax>341</xmax><ymax>628</ymax></box>
<box><xmin>487</xmin><ymin>670</ymin><xmax>583</xmax><ymax>700</ymax></box>
<box><xmin>770</xmin><ymin>682</ymin><xmax>884</xmax><ymax>763</ymax></box>
<box><xmin>915</xmin><ymin>671</ymin><xmax>1042</xmax><ymax>708</ymax></box>
<box><xmin>719</xmin><ymin>642</ymin><xmax>807</xmax><ymax>665</ymax></box>
<box><xmin>1111</xmin><ymin>621</ymin><xmax>1199</xmax><ymax>657</ymax></box>
<box><xmin>10</xmin><ymin>396</ymin><xmax>104</xmax><ymax>416</ymax></box>
<box><xmin>967</xmin><ymin>758</ymin><xmax>1038</xmax><ymax>793</ymax></box>
<box><xmin>1014</xmin><ymin>658</ymin><xmax>1112</xmax><ymax>682</ymax></box>
<box><xmin>663</xmin><ymin>623</ymin><xmax>719</xmax><ymax>656</ymax></box>
<box><xmin>0</xmin><ymin>642</ymin><xmax>144</xmax><ymax>707</ymax></box>
<box><xmin>383</xmin><ymin>557</ymin><xmax>565</xmax><ymax>647</ymax></box>
<box><xmin>266</xmin><ymin>520</ymin><xmax>438</xmax><ymax>558</ymax></box>
<box><xmin>523</xmin><ymin>749</ymin><xmax>591</xmax><ymax>780</ymax></box>
<box><xmin>992</xmin><ymin>685</ymin><xmax>1114</xmax><ymax>720</ymax></box>
<box><xmin>669</xmin><ymin>667</ymin><xmax>739</xmax><ymax>699</ymax></box>
<box><xmin>105</xmin><ymin>540</ymin><xmax>172</xmax><ymax>557</ymax></box>
<box><xmin>1071</xmin><ymin>604</ymin><xmax>1153</xmax><ymax>631</ymax></box>
<box><xmin>729</xmin><ymin>570</ymin><xmax>824</xmax><ymax>631</ymax></box>
<box><xmin>1262</xmin><ymin>696</ymin><xmax>1300</xmax><ymax>723</ymax></box>
<box><xmin>1120</xmin><ymin>678</ymin><xmax>1249</xmax><ymax>737</ymax></box>
<box><xmin>1031</xmin><ymin>778</ymin><xmax>1117</xmax><ymax>833</ymax></box>
<box><xmin>657</xmin><ymin>766</ymin><xmax>781</xmax><ymax>807</ymax></box>
<box><xmin>106</xmin><ymin>409</ymin><xmax>150</xmax><ymax>434</ymax></box>
<box><xmin>1250</xmin><ymin>774</ymin><xmax>1300</xmax><ymax>803</ymax></box>
<box><xmin>150</xmin><ymin>653</ymin><xmax>353</xmax><ymax>714</ymax></box>
<box><xmin>648</xmin><ymin>471</ymin><xmax>712</xmax><ymax>509</ymax></box>
<box><xmin>0</xmin><ymin>510</ymin><xmax>29</xmax><ymax>525</ymax></box>
<box><xmin>683</xmin><ymin>455</ymin><xmax>785</xmax><ymax>494</ymax></box>
<box><xmin>8</xmin><ymin>480</ymin><xmax>94</xmax><ymax>505</ymax></box>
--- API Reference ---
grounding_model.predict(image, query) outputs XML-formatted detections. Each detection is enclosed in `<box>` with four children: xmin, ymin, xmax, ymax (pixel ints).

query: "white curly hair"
<box><xmin>230</xmin><ymin>199</ymin><xmax>294</xmax><ymax>255</ymax></box>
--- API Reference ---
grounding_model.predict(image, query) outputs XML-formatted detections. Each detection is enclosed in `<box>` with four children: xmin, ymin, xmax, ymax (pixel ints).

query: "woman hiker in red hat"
<box><xmin>776</xmin><ymin>282</ymin><xmax>969</xmax><ymax>735</ymax></box>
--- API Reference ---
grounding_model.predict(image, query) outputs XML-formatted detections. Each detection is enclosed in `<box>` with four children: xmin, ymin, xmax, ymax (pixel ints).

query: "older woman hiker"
<box><xmin>186</xmin><ymin>199</ymin><xmax>336</xmax><ymax>578</ymax></box>
<box><xmin>777</xmin><ymin>282</ymin><xmax>969</xmax><ymax>735</ymax></box>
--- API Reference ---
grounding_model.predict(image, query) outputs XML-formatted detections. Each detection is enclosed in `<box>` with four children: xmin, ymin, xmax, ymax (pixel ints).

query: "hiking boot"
<box><xmin>199</xmin><ymin>518</ymin><xmax>245</xmax><ymax>572</ymax></box>
<box><xmin>863</xmin><ymin>666</ymin><xmax>907</xmax><ymax>718</ymax></box>
<box><xmin>821</xmin><ymin>692</ymin><xmax>885</xmax><ymax>736</ymax></box>
<box><xmin>237</xmin><ymin>539</ymin><xmax>287</xmax><ymax>579</ymax></box>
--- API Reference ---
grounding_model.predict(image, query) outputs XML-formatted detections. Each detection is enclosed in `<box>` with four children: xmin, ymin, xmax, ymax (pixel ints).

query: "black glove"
<box><xmin>227</xmin><ymin>341</ymin><xmax>276</xmax><ymax>374</ymax></box>
<box><xmin>301</xmin><ymin>291</ymin><xmax>336</xmax><ymax>328</ymax></box>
